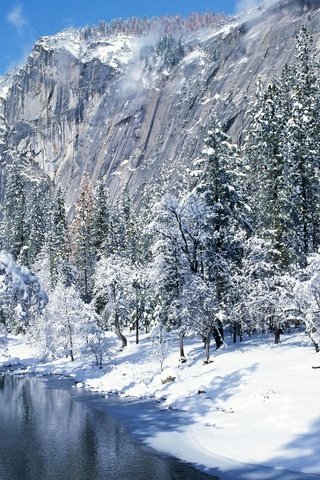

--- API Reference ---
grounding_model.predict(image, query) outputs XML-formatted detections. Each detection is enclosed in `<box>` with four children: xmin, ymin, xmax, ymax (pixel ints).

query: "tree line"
<box><xmin>1</xmin><ymin>26</ymin><xmax>320</xmax><ymax>365</ymax></box>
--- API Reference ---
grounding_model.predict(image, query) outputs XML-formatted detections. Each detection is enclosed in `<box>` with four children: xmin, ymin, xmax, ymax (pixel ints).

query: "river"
<box><xmin>1</xmin><ymin>373</ymin><xmax>318</xmax><ymax>480</ymax></box>
<box><xmin>0</xmin><ymin>373</ymin><xmax>217</xmax><ymax>480</ymax></box>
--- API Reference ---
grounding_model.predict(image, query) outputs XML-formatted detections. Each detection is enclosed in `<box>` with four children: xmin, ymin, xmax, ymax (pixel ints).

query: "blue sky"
<box><xmin>0</xmin><ymin>0</ymin><xmax>237</xmax><ymax>75</ymax></box>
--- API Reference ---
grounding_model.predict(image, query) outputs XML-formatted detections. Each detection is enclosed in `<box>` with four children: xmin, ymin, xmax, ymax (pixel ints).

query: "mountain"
<box><xmin>0</xmin><ymin>0</ymin><xmax>320</xmax><ymax>208</ymax></box>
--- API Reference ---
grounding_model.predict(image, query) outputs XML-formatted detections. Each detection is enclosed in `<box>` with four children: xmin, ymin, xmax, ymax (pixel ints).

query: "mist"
<box><xmin>236</xmin><ymin>0</ymin><xmax>279</xmax><ymax>14</ymax></box>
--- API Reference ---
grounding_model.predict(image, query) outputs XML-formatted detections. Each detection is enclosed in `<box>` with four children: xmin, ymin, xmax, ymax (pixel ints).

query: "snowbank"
<box><xmin>1</xmin><ymin>331</ymin><xmax>319</xmax><ymax>479</ymax></box>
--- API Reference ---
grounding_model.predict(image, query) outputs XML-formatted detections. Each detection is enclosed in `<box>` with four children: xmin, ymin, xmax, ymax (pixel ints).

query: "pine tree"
<box><xmin>189</xmin><ymin>115</ymin><xmax>250</xmax><ymax>348</ymax></box>
<box><xmin>23</xmin><ymin>181</ymin><xmax>48</xmax><ymax>267</ymax></box>
<box><xmin>47</xmin><ymin>187</ymin><xmax>71</xmax><ymax>286</ymax></box>
<box><xmin>196</xmin><ymin>115</ymin><xmax>249</xmax><ymax>283</ymax></box>
<box><xmin>92</xmin><ymin>177</ymin><xmax>112</xmax><ymax>258</ymax></box>
<box><xmin>2</xmin><ymin>158</ymin><xmax>27</xmax><ymax>258</ymax></box>
<box><xmin>284</xmin><ymin>25</ymin><xmax>320</xmax><ymax>263</ymax></box>
<box><xmin>245</xmin><ymin>26</ymin><xmax>320</xmax><ymax>267</ymax></box>
<box><xmin>71</xmin><ymin>173</ymin><xmax>95</xmax><ymax>302</ymax></box>
<box><xmin>0</xmin><ymin>251</ymin><xmax>48</xmax><ymax>333</ymax></box>
<box><xmin>244</xmin><ymin>71</ymin><xmax>292</xmax><ymax>265</ymax></box>
<box><xmin>195</xmin><ymin>115</ymin><xmax>249</xmax><ymax>329</ymax></box>
<box><xmin>112</xmin><ymin>187</ymin><xmax>139</xmax><ymax>263</ymax></box>
<box><xmin>230</xmin><ymin>236</ymin><xmax>281</xmax><ymax>342</ymax></box>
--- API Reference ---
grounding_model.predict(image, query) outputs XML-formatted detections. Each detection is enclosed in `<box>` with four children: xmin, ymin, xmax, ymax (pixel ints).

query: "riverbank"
<box><xmin>1</xmin><ymin>331</ymin><xmax>320</xmax><ymax>479</ymax></box>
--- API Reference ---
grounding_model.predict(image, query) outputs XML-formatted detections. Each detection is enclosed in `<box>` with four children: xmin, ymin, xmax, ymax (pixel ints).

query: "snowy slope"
<box><xmin>37</xmin><ymin>30</ymin><xmax>136</xmax><ymax>68</ymax></box>
<box><xmin>1</xmin><ymin>331</ymin><xmax>320</xmax><ymax>478</ymax></box>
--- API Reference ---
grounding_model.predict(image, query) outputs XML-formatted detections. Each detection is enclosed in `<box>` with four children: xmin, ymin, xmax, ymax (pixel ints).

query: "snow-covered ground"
<box><xmin>1</xmin><ymin>331</ymin><xmax>320</xmax><ymax>479</ymax></box>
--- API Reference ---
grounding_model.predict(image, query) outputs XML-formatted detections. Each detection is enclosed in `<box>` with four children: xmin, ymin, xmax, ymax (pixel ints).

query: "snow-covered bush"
<box><xmin>0</xmin><ymin>250</ymin><xmax>48</xmax><ymax>333</ymax></box>
<box><xmin>80</xmin><ymin>308</ymin><xmax>111</xmax><ymax>367</ymax></box>
<box><xmin>30</xmin><ymin>282</ymin><xmax>111</xmax><ymax>364</ymax></box>
<box><xmin>34</xmin><ymin>281</ymin><xmax>85</xmax><ymax>361</ymax></box>
<box><xmin>150</xmin><ymin>323</ymin><xmax>171</xmax><ymax>372</ymax></box>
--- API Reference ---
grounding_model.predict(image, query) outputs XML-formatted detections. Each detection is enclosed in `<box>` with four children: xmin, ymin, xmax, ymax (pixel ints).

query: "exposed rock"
<box><xmin>161</xmin><ymin>375</ymin><xmax>176</xmax><ymax>385</ymax></box>
<box><xmin>1</xmin><ymin>0</ymin><xmax>320</xmax><ymax>208</ymax></box>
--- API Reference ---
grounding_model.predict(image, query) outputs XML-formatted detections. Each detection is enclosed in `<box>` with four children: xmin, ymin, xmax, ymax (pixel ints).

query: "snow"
<box><xmin>1</xmin><ymin>330</ymin><xmax>319</xmax><ymax>478</ymax></box>
<box><xmin>186</xmin><ymin>118</ymin><xmax>202</xmax><ymax>133</ymax></box>
<box><xmin>0</xmin><ymin>84</ymin><xmax>10</xmax><ymax>100</ymax></box>
<box><xmin>84</xmin><ymin>37</ymin><xmax>135</xmax><ymax>67</ymax></box>
<box><xmin>0</xmin><ymin>74</ymin><xmax>12</xmax><ymax>101</ymax></box>
<box><xmin>0</xmin><ymin>334</ymin><xmax>40</xmax><ymax>367</ymax></box>
<box><xmin>201</xmin><ymin>96</ymin><xmax>218</xmax><ymax>105</ymax></box>
<box><xmin>38</xmin><ymin>31</ymin><xmax>135</xmax><ymax>68</ymax></box>
<box><xmin>181</xmin><ymin>49</ymin><xmax>206</xmax><ymax>66</ymax></box>
<box><xmin>238</xmin><ymin>56</ymin><xmax>249</xmax><ymax>65</ymax></box>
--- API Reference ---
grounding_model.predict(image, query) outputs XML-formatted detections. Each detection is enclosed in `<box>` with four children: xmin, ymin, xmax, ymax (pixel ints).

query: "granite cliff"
<box><xmin>0</xmin><ymin>0</ymin><xmax>320</xmax><ymax>208</ymax></box>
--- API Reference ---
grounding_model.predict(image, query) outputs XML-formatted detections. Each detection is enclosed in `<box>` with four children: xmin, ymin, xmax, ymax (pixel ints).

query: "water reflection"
<box><xmin>0</xmin><ymin>375</ymin><xmax>216</xmax><ymax>480</ymax></box>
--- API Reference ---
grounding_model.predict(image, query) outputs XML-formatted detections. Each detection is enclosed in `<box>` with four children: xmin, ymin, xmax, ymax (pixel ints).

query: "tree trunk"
<box><xmin>274</xmin><ymin>326</ymin><xmax>281</xmax><ymax>344</ymax></box>
<box><xmin>114</xmin><ymin>312</ymin><xmax>127</xmax><ymax>348</ymax></box>
<box><xmin>67</xmin><ymin>319</ymin><xmax>74</xmax><ymax>361</ymax></box>
<box><xmin>204</xmin><ymin>336</ymin><xmax>211</xmax><ymax>363</ymax></box>
<box><xmin>213</xmin><ymin>323</ymin><xmax>224</xmax><ymax>349</ymax></box>
<box><xmin>135</xmin><ymin>286</ymin><xmax>140</xmax><ymax>344</ymax></box>
<box><xmin>233</xmin><ymin>323</ymin><xmax>237</xmax><ymax>344</ymax></box>
<box><xmin>179</xmin><ymin>332</ymin><xmax>186</xmax><ymax>363</ymax></box>
<box><xmin>84</xmin><ymin>263</ymin><xmax>89</xmax><ymax>303</ymax></box>
<box><xmin>239</xmin><ymin>323</ymin><xmax>243</xmax><ymax>342</ymax></box>
<box><xmin>309</xmin><ymin>332</ymin><xmax>320</xmax><ymax>353</ymax></box>
<box><xmin>135</xmin><ymin>317</ymin><xmax>139</xmax><ymax>345</ymax></box>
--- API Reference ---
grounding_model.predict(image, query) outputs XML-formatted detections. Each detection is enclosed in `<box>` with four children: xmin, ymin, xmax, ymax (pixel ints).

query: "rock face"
<box><xmin>1</xmin><ymin>0</ymin><xmax>320</xmax><ymax>207</ymax></box>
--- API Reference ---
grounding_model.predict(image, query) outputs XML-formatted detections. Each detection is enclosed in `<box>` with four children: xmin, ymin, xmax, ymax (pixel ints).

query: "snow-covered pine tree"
<box><xmin>232</xmin><ymin>236</ymin><xmax>286</xmax><ymax>343</ymax></box>
<box><xmin>244</xmin><ymin>72</ymin><xmax>292</xmax><ymax>266</ymax></box>
<box><xmin>112</xmin><ymin>189</ymin><xmax>129</xmax><ymax>256</ymax></box>
<box><xmin>193</xmin><ymin>114</ymin><xmax>250</xmax><ymax>347</ymax></box>
<box><xmin>155</xmin><ymin>34</ymin><xmax>184</xmax><ymax>68</ymax></box>
<box><xmin>0</xmin><ymin>251</ymin><xmax>48</xmax><ymax>333</ymax></box>
<box><xmin>112</xmin><ymin>187</ymin><xmax>140</xmax><ymax>263</ymax></box>
<box><xmin>70</xmin><ymin>173</ymin><xmax>95</xmax><ymax>302</ymax></box>
<box><xmin>92</xmin><ymin>177</ymin><xmax>113</xmax><ymax>258</ymax></box>
<box><xmin>284</xmin><ymin>25</ymin><xmax>320</xmax><ymax>264</ymax></box>
<box><xmin>22</xmin><ymin>181</ymin><xmax>49</xmax><ymax>267</ymax></box>
<box><xmin>2</xmin><ymin>158</ymin><xmax>27</xmax><ymax>259</ymax></box>
<box><xmin>47</xmin><ymin>187</ymin><xmax>71</xmax><ymax>286</ymax></box>
<box><xmin>196</xmin><ymin>114</ymin><xmax>249</xmax><ymax>281</ymax></box>
<box><xmin>245</xmin><ymin>27</ymin><xmax>320</xmax><ymax>267</ymax></box>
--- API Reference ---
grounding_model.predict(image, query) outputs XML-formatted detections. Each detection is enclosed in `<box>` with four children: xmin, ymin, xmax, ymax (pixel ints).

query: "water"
<box><xmin>0</xmin><ymin>374</ymin><xmax>216</xmax><ymax>480</ymax></box>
